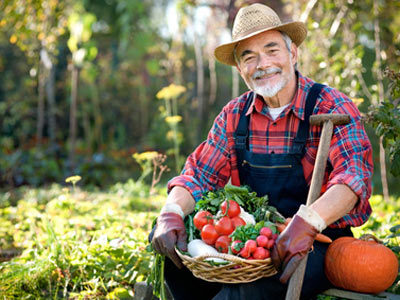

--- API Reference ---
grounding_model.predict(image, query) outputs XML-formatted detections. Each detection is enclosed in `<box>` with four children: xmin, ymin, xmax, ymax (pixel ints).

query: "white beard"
<box><xmin>250</xmin><ymin>59</ymin><xmax>294</xmax><ymax>98</ymax></box>
<box><xmin>253</xmin><ymin>77</ymin><xmax>287</xmax><ymax>98</ymax></box>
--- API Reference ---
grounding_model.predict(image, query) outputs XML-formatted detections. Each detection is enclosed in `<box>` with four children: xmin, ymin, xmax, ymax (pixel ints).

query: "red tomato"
<box><xmin>220</xmin><ymin>200</ymin><xmax>241</xmax><ymax>218</ymax></box>
<box><xmin>271</xmin><ymin>233</ymin><xmax>278</xmax><ymax>240</ymax></box>
<box><xmin>193</xmin><ymin>211</ymin><xmax>214</xmax><ymax>230</ymax></box>
<box><xmin>215</xmin><ymin>216</ymin><xmax>234</xmax><ymax>236</ymax></box>
<box><xmin>244</xmin><ymin>240</ymin><xmax>257</xmax><ymax>254</ymax></box>
<box><xmin>253</xmin><ymin>247</ymin><xmax>267</xmax><ymax>259</ymax></box>
<box><xmin>231</xmin><ymin>216</ymin><xmax>246</xmax><ymax>228</ymax></box>
<box><xmin>256</xmin><ymin>235</ymin><xmax>269</xmax><ymax>248</ymax></box>
<box><xmin>201</xmin><ymin>224</ymin><xmax>219</xmax><ymax>245</ymax></box>
<box><xmin>266</xmin><ymin>239</ymin><xmax>275</xmax><ymax>249</ymax></box>
<box><xmin>215</xmin><ymin>235</ymin><xmax>231</xmax><ymax>253</ymax></box>
<box><xmin>260</xmin><ymin>227</ymin><xmax>273</xmax><ymax>238</ymax></box>
<box><xmin>231</xmin><ymin>240</ymin><xmax>243</xmax><ymax>254</ymax></box>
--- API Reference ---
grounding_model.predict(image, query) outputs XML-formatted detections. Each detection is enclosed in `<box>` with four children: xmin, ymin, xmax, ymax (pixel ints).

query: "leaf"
<box><xmin>390</xmin><ymin>246</ymin><xmax>400</xmax><ymax>254</ymax></box>
<box><xmin>390</xmin><ymin>151</ymin><xmax>400</xmax><ymax>177</ymax></box>
<box><xmin>389</xmin><ymin>224</ymin><xmax>400</xmax><ymax>233</ymax></box>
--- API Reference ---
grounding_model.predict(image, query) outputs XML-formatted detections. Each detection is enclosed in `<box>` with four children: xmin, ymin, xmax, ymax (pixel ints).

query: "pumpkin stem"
<box><xmin>359</xmin><ymin>233</ymin><xmax>382</xmax><ymax>243</ymax></box>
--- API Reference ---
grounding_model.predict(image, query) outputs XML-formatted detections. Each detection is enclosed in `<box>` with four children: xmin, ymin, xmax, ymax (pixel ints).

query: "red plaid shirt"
<box><xmin>168</xmin><ymin>73</ymin><xmax>373</xmax><ymax>228</ymax></box>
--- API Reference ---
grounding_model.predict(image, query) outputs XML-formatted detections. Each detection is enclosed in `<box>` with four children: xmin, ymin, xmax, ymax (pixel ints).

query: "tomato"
<box><xmin>271</xmin><ymin>233</ymin><xmax>278</xmax><ymax>240</ymax></box>
<box><xmin>215</xmin><ymin>216</ymin><xmax>234</xmax><ymax>236</ymax></box>
<box><xmin>215</xmin><ymin>235</ymin><xmax>231</xmax><ymax>253</ymax></box>
<box><xmin>244</xmin><ymin>240</ymin><xmax>257</xmax><ymax>254</ymax></box>
<box><xmin>193</xmin><ymin>210</ymin><xmax>214</xmax><ymax>230</ymax></box>
<box><xmin>256</xmin><ymin>235</ymin><xmax>269</xmax><ymax>248</ymax></box>
<box><xmin>220</xmin><ymin>200</ymin><xmax>241</xmax><ymax>218</ymax></box>
<box><xmin>231</xmin><ymin>216</ymin><xmax>246</xmax><ymax>228</ymax></box>
<box><xmin>201</xmin><ymin>224</ymin><xmax>219</xmax><ymax>245</ymax></box>
<box><xmin>266</xmin><ymin>239</ymin><xmax>275</xmax><ymax>249</ymax></box>
<box><xmin>231</xmin><ymin>240</ymin><xmax>243</xmax><ymax>254</ymax></box>
<box><xmin>260</xmin><ymin>227</ymin><xmax>273</xmax><ymax>238</ymax></box>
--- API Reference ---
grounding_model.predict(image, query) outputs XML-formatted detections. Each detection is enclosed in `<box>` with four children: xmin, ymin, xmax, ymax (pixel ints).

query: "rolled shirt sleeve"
<box><xmin>322</xmin><ymin>88</ymin><xmax>373</xmax><ymax>227</ymax></box>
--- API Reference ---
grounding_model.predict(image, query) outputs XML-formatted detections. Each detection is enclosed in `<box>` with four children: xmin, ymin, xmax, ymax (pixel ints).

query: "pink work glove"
<box><xmin>271</xmin><ymin>215</ymin><xmax>318</xmax><ymax>284</ymax></box>
<box><xmin>151</xmin><ymin>212</ymin><xmax>187</xmax><ymax>268</ymax></box>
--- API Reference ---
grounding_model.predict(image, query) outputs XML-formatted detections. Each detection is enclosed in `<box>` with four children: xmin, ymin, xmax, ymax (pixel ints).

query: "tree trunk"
<box><xmin>36</xmin><ymin>62</ymin><xmax>45</xmax><ymax>145</ymax></box>
<box><xmin>374</xmin><ymin>0</ymin><xmax>390</xmax><ymax>202</ymax></box>
<box><xmin>208</xmin><ymin>54</ymin><xmax>217</xmax><ymax>105</ymax></box>
<box><xmin>194</xmin><ymin>30</ymin><xmax>205</xmax><ymax>143</ymax></box>
<box><xmin>91</xmin><ymin>83</ymin><xmax>103</xmax><ymax>151</ymax></box>
<box><xmin>46</xmin><ymin>64</ymin><xmax>57</xmax><ymax>147</ymax></box>
<box><xmin>69</xmin><ymin>64</ymin><xmax>79</xmax><ymax>170</ymax></box>
<box><xmin>40</xmin><ymin>48</ymin><xmax>57</xmax><ymax>147</ymax></box>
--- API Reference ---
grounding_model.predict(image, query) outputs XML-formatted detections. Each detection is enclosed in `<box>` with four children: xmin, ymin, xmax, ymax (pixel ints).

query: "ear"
<box><xmin>290</xmin><ymin>43</ymin><xmax>298</xmax><ymax>66</ymax></box>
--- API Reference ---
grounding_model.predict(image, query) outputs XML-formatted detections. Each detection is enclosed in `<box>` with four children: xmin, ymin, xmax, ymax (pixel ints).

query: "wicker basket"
<box><xmin>176</xmin><ymin>249</ymin><xmax>277</xmax><ymax>283</ymax></box>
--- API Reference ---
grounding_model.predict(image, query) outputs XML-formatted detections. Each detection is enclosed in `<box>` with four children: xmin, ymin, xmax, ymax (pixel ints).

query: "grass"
<box><xmin>0</xmin><ymin>183</ymin><xmax>399</xmax><ymax>299</ymax></box>
<box><xmin>0</xmin><ymin>181</ymin><xmax>164</xmax><ymax>299</ymax></box>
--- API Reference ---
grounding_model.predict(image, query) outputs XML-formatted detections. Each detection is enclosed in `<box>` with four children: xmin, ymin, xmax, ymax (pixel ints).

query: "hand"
<box><xmin>271</xmin><ymin>215</ymin><xmax>318</xmax><ymax>284</ymax></box>
<box><xmin>151</xmin><ymin>212</ymin><xmax>187</xmax><ymax>268</ymax></box>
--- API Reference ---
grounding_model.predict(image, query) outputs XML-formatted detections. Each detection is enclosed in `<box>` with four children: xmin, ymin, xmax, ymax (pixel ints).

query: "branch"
<box><xmin>300</xmin><ymin>0</ymin><xmax>318</xmax><ymax>22</ymax></box>
<box><xmin>329</xmin><ymin>5</ymin><xmax>348</xmax><ymax>39</ymax></box>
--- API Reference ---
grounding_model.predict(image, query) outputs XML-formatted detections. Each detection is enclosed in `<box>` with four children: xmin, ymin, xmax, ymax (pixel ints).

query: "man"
<box><xmin>151</xmin><ymin>3</ymin><xmax>373</xmax><ymax>300</ymax></box>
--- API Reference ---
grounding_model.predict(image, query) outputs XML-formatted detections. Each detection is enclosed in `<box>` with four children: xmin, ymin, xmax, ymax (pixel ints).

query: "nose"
<box><xmin>256</xmin><ymin>52</ymin><xmax>271</xmax><ymax>70</ymax></box>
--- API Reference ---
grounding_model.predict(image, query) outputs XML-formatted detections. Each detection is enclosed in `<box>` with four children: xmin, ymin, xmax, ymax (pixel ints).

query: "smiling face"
<box><xmin>235</xmin><ymin>30</ymin><xmax>298</xmax><ymax>100</ymax></box>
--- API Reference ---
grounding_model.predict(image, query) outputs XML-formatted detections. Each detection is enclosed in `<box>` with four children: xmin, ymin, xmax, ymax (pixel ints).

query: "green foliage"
<box><xmin>0</xmin><ymin>182</ymin><xmax>164</xmax><ymax>299</ymax></box>
<box><xmin>367</xmin><ymin>69</ymin><xmax>400</xmax><ymax>176</ymax></box>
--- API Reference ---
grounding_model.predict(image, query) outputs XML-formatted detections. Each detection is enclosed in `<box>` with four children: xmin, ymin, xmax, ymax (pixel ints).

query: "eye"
<box><xmin>244</xmin><ymin>56</ymin><xmax>255</xmax><ymax>63</ymax></box>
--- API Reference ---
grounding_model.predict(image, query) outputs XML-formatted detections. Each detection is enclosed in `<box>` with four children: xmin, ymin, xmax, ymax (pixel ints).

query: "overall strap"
<box><xmin>291</xmin><ymin>83</ymin><xmax>325</xmax><ymax>154</ymax></box>
<box><xmin>235</xmin><ymin>92</ymin><xmax>254</xmax><ymax>150</ymax></box>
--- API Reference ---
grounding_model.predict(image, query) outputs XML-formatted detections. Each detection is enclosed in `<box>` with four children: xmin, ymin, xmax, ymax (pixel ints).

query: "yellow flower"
<box><xmin>165</xmin><ymin>115</ymin><xmax>182</xmax><ymax>125</ymax></box>
<box><xmin>156</xmin><ymin>84</ymin><xmax>186</xmax><ymax>99</ymax></box>
<box><xmin>351</xmin><ymin>98</ymin><xmax>364</xmax><ymax>107</ymax></box>
<box><xmin>132</xmin><ymin>151</ymin><xmax>159</xmax><ymax>163</ymax></box>
<box><xmin>65</xmin><ymin>175</ymin><xmax>82</xmax><ymax>184</ymax></box>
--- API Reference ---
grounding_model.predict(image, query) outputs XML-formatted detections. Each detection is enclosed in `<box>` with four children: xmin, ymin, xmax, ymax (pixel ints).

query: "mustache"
<box><xmin>252</xmin><ymin>68</ymin><xmax>282</xmax><ymax>80</ymax></box>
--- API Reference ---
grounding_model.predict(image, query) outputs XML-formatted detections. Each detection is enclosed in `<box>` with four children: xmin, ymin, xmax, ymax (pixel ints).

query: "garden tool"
<box><xmin>285</xmin><ymin>113</ymin><xmax>351</xmax><ymax>300</ymax></box>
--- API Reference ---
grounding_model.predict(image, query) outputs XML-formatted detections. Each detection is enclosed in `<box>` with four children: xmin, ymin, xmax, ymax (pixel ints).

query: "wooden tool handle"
<box><xmin>285</xmin><ymin>114</ymin><xmax>350</xmax><ymax>300</ymax></box>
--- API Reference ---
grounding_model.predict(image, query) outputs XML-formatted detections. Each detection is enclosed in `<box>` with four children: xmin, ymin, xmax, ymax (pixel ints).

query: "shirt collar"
<box><xmin>245</xmin><ymin>72</ymin><xmax>311</xmax><ymax>121</ymax></box>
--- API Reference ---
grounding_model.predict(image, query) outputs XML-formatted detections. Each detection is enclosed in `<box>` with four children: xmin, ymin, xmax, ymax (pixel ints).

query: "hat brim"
<box><xmin>214</xmin><ymin>21</ymin><xmax>307</xmax><ymax>66</ymax></box>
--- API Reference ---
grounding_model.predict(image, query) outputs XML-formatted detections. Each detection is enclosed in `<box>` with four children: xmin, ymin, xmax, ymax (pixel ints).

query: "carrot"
<box><xmin>276</xmin><ymin>223</ymin><xmax>286</xmax><ymax>233</ymax></box>
<box><xmin>315</xmin><ymin>233</ymin><xmax>332</xmax><ymax>243</ymax></box>
<box><xmin>276</xmin><ymin>218</ymin><xmax>333</xmax><ymax>243</ymax></box>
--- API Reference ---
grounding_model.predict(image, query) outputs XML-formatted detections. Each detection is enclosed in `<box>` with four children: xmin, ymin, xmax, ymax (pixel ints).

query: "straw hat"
<box><xmin>214</xmin><ymin>3</ymin><xmax>307</xmax><ymax>66</ymax></box>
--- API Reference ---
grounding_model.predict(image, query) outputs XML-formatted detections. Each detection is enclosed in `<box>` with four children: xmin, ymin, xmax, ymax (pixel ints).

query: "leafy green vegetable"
<box><xmin>229</xmin><ymin>222</ymin><xmax>265</xmax><ymax>243</ymax></box>
<box><xmin>196</xmin><ymin>184</ymin><xmax>285</xmax><ymax>224</ymax></box>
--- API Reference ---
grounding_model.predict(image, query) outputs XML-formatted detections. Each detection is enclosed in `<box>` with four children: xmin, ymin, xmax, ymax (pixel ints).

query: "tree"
<box><xmin>0</xmin><ymin>0</ymin><xmax>72</xmax><ymax>146</ymax></box>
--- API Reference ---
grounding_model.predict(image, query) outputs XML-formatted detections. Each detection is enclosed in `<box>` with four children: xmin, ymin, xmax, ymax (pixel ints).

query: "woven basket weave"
<box><xmin>176</xmin><ymin>249</ymin><xmax>277</xmax><ymax>283</ymax></box>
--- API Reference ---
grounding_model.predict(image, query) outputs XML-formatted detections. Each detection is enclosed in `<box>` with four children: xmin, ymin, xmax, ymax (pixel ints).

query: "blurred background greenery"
<box><xmin>1</xmin><ymin>0</ymin><xmax>399</xmax><ymax>196</ymax></box>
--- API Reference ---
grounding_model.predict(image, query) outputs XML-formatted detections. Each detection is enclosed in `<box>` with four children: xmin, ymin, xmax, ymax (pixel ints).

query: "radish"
<box><xmin>244</xmin><ymin>240</ymin><xmax>257</xmax><ymax>254</ymax></box>
<box><xmin>256</xmin><ymin>235</ymin><xmax>269</xmax><ymax>248</ymax></box>
<box><xmin>260</xmin><ymin>227</ymin><xmax>272</xmax><ymax>238</ymax></box>
<box><xmin>253</xmin><ymin>247</ymin><xmax>267</xmax><ymax>259</ymax></box>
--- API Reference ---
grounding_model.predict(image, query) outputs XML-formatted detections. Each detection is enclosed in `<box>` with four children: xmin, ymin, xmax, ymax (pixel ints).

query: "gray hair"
<box><xmin>234</xmin><ymin>31</ymin><xmax>293</xmax><ymax>67</ymax></box>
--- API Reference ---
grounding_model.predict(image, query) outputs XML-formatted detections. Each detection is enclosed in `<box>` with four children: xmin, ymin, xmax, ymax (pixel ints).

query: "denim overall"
<box><xmin>163</xmin><ymin>84</ymin><xmax>352</xmax><ymax>300</ymax></box>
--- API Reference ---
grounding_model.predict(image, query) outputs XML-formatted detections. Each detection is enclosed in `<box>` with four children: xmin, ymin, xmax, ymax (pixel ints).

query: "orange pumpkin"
<box><xmin>324</xmin><ymin>235</ymin><xmax>399</xmax><ymax>294</ymax></box>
